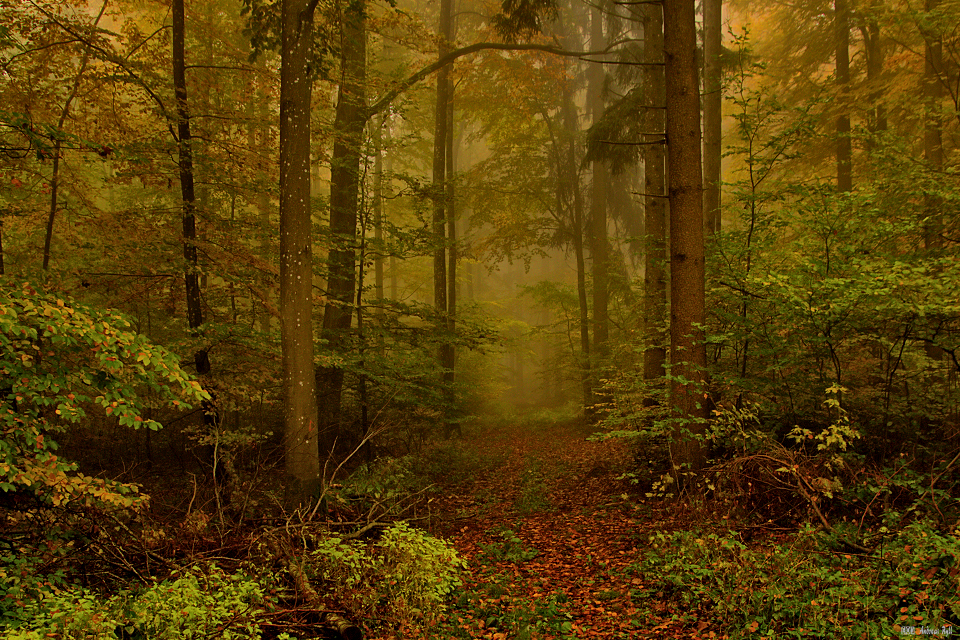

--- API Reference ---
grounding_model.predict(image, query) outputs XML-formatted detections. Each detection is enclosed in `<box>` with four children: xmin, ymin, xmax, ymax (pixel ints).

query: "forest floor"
<box><xmin>380</xmin><ymin>416</ymin><xmax>720</xmax><ymax>640</ymax></box>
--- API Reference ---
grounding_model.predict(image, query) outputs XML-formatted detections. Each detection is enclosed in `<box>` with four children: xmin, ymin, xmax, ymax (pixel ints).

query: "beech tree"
<box><xmin>643</xmin><ymin>3</ymin><xmax>668</xmax><ymax>404</ymax></box>
<box><xmin>664</xmin><ymin>0</ymin><xmax>707</xmax><ymax>475</ymax></box>
<box><xmin>279</xmin><ymin>0</ymin><xmax>321</xmax><ymax>505</ymax></box>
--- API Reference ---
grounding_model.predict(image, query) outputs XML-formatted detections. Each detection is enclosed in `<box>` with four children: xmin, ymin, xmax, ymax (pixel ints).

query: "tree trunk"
<box><xmin>923</xmin><ymin>0</ymin><xmax>943</xmax><ymax>253</ymax></box>
<box><xmin>558</xmin><ymin>74</ymin><xmax>592</xmax><ymax>414</ymax></box>
<box><xmin>923</xmin><ymin>0</ymin><xmax>943</xmax><ymax>361</ymax></box>
<box><xmin>702</xmin><ymin>0</ymin><xmax>722</xmax><ymax>235</ymax></box>
<box><xmin>432</xmin><ymin>0</ymin><xmax>457</xmax><ymax>432</ymax></box>
<box><xmin>862</xmin><ymin>1</ymin><xmax>886</xmax><ymax>143</ymax></box>
<box><xmin>835</xmin><ymin>0</ymin><xmax>852</xmax><ymax>193</ymax></box>
<box><xmin>432</xmin><ymin>0</ymin><xmax>452</xmax><ymax>355</ymax></box>
<box><xmin>588</xmin><ymin>4</ymin><xmax>609</xmax><ymax>372</ymax></box>
<box><xmin>643</xmin><ymin>3</ymin><xmax>668</xmax><ymax>401</ymax></box>
<box><xmin>445</xmin><ymin>77</ymin><xmax>459</xmax><ymax>435</ymax></box>
<box><xmin>318</xmin><ymin>0</ymin><xmax>367</xmax><ymax>456</ymax></box>
<box><xmin>664</xmin><ymin>0</ymin><xmax>707</xmax><ymax>477</ymax></box>
<box><xmin>373</xmin><ymin>118</ymin><xmax>385</xmax><ymax>306</ymax></box>
<box><xmin>44</xmin><ymin>3</ymin><xmax>104</xmax><ymax>271</ymax></box>
<box><xmin>279</xmin><ymin>0</ymin><xmax>321</xmax><ymax>505</ymax></box>
<box><xmin>173</xmin><ymin>0</ymin><xmax>202</xmax><ymax>334</ymax></box>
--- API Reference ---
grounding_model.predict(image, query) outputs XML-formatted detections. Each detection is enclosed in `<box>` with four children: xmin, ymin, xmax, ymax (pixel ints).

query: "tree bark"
<box><xmin>862</xmin><ymin>1</ymin><xmax>886</xmax><ymax>142</ymax></box>
<box><xmin>432</xmin><ymin>0</ymin><xmax>458</xmax><ymax>433</ymax></box>
<box><xmin>643</xmin><ymin>3</ymin><xmax>668</xmax><ymax>401</ymax></box>
<box><xmin>923</xmin><ymin>0</ymin><xmax>943</xmax><ymax>362</ymax></box>
<box><xmin>172</xmin><ymin>0</ymin><xmax>201</xmax><ymax>329</ymax></box>
<box><xmin>588</xmin><ymin>3</ymin><xmax>609</xmax><ymax>373</ymax></box>
<box><xmin>445</xmin><ymin>74</ymin><xmax>459</xmax><ymax>435</ymax></box>
<box><xmin>664</xmin><ymin>0</ymin><xmax>707</xmax><ymax>477</ymax></box>
<box><xmin>318</xmin><ymin>0</ymin><xmax>367</xmax><ymax>456</ymax></box>
<box><xmin>835</xmin><ymin>0</ymin><xmax>852</xmax><ymax>193</ymax></box>
<box><xmin>43</xmin><ymin>3</ymin><xmax>105</xmax><ymax>271</ymax></box>
<box><xmin>432</xmin><ymin>0</ymin><xmax>453</xmax><ymax>375</ymax></box>
<box><xmin>923</xmin><ymin>0</ymin><xmax>943</xmax><ymax>253</ymax></box>
<box><xmin>702</xmin><ymin>0</ymin><xmax>722</xmax><ymax>235</ymax></box>
<box><xmin>279</xmin><ymin>0</ymin><xmax>321</xmax><ymax>505</ymax></box>
<box><xmin>373</xmin><ymin>118</ymin><xmax>385</xmax><ymax>306</ymax></box>
<box><xmin>556</xmin><ymin>25</ymin><xmax>592</xmax><ymax>415</ymax></box>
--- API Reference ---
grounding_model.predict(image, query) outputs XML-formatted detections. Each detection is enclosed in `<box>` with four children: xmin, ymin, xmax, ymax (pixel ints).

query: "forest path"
<box><xmin>421</xmin><ymin>417</ymin><xmax>698</xmax><ymax>640</ymax></box>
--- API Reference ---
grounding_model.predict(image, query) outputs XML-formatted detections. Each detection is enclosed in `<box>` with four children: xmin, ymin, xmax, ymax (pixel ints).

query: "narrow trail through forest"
<box><xmin>397</xmin><ymin>418</ymin><xmax>702</xmax><ymax>640</ymax></box>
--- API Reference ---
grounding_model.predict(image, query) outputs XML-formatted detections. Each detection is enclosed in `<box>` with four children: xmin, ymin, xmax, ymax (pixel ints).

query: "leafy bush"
<box><xmin>306</xmin><ymin>521</ymin><xmax>466</xmax><ymax>623</ymax></box>
<box><xmin>376</xmin><ymin>521</ymin><xmax>466</xmax><ymax>616</ymax></box>
<box><xmin>3</xmin><ymin>565</ymin><xmax>269</xmax><ymax>639</ymax></box>
<box><xmin>0</xmin><ymin>279</ymin><xmax>208</xmax><ymax>509</ymax></box>
<box><xmin>639</xmin><ymin>521</ymin><xmax>960</xmax><ymax>638</ymax></box>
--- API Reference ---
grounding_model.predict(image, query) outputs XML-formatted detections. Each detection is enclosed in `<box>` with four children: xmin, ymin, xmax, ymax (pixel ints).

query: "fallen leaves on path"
<box><xmin>382</xmin><ymin>419</ymin><xmax>714</xmax><ymax>640</ymax></box>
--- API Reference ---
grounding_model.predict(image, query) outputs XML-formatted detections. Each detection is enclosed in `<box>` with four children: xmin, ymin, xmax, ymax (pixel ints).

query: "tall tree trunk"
<box><xmin>44</xmin><ymin>2</ymin><xmax>105</xmax><ymax>272</ymax></box>
<box><xmin>588</xmin><ymin>3</ymin><xmax>609</xmax><ymax>375</ymax></box>
<box><xmin>923</xmin><ymin>0</ymin><xmax>944</xmax><ymax>361</ymax></box>
<box><xmin>835</xmin><ymin>0</ymin><xmax>852</xmax><ymax>193</ymax></box>
<box><xmin>432</xmin><ymin>0</ymin><xmax>456</xmax><ymax>430</ymax></box>
<box><xmin>556</xmin><ymin>40</ymin><xmax>592</xmax><ymax>414</ymax></box>
<box><xmin>573</xmin><ymin>191</ymin><xmax>591</xmax><ymax>413</ymax></box>
<box><xmin>643</xmin><ymin>3</ymin><xmax>667</xmax><ymax>403</ymax></box>
<box><xmin>445</xmin><ymin>78</ymin><xmax>459</xmax><ymax>434</ymax></box>
<box><xmin>173</xmin><ymin>0</ymin><xmax>202</xmax><ymax>336</ymax></box>
<box><xmin>664</xmin><ymin>0</ymin><xmax>707</xmax><ymax>477</ymax></box>
<box><xmin>279</xmin><ymin>0</ymin><xmax>321</xmax><ymax>505</ymax></box>
<box><xmin>861</xmin><ymin>1</ymin><xmax>886</xmax><ymax>144</ymax></box>
<box><xmin>702</xmin><ymin>0</ymin><xmax>722</xmax><ymax>235</ymax></box>
<box><xmin>923</xmin><ymin>0</ymin><xmax>943</xmax><ymax>253</ymax></box>
<box><xmin>318</xmin><ymin>0</ymin><xmax>367</xmax><ymax>455</ymax></box>
<box><xmin>172</xmin><ymin>0</ymin><xmax>212</xmax><ymax>388</ymax></box>
<box><xmin>373</xmin><ymin>118</ymin><xmax>385</xmax><ymax>306</ymax></box>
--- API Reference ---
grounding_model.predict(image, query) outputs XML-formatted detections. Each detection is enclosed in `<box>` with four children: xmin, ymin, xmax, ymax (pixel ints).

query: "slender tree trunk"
<box><xmin>173</xmin><ymin>0</ymin><xmax>203</xmax><ymax>335</ymax></box>
<box><xmin>862</xmin><ymin>1</ymin><xmax>886</xmax><ymax>144</ymax></box>
<box><xmin>923</xmin><ymin>0</ymin><xmax>943</xmax><ymax>361</ymax></box>
<box><xmin>588</xmin><ymin>3</ymin><xmax>609</xmax><ymax>373</ymax></box>
<box><xmin>44</xmin><ymin>3</ymin><xmax>104</xmax><ymax>271</ymax></box>
<box><xmin>923</xmin><ymin>0</ymin><xmax>943</xmax><ymax>253</ymax></box>
<box><xmin>432</xmin><ymin>0</ymin><xmax>457</xmax><ymax>431</ymax></box>
<box><xmin>702</xmin><ymin>0</ymin><xmax>722</xmax><ymax>235</ymax></box>
<box><xmin>432</xmin><ymin>0</ymin><xmax>452</xmax><ymax>328</ymax></box>
<box><xmin>318</xmin><ymin>0</ymin><xmax>367</xmax><ymax>455</ymax></box>
<box><xmin>445</xmin><ymin>78</ymin><xmax>459</xmax><ymax>435</ymax></box>
<box><xmin>643</xmin><ymin>3</ymin><xmax>668</xmax><ymax>402</ymax></box>
<box><xmin>558</xmin><ymin>77</ymin><xmax>592</xmax><ymax>414</ymax></box>
<box><xmin>835</xmin><ymin>0</ymin><xmax>852</xmax><ymax>193</ymax></box>
<box><xmin>664</xmin><ymin>0</ymin><xmax>707</xmax><ymax>477</ymax></box>
<box><xmin>279</xmin><ymin>0</ymin><xmax>321</xmax><ymax>505</ymax></box>
<box><xmin>373</xmin><ymin>118</ymin><xmax>385</xmax><ymax>306</ymax></box>
<box><xmin>554</xmin><ymin>20</ymin><xmax>592</xmax><ymax>414</ymax></box>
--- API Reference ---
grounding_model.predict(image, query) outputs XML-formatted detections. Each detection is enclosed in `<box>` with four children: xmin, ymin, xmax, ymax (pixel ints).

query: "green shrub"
<box><xmin>0</xmin><ymin>279</ymin><xmax>208</xmax><ymax>509</ymax></box>
<box><xmin>3</xmin><ymin>565</ymin><xmax>269</xmax><ymax>640</ymax></box>
<box><xmin>306</xmin><ymin>521</ymin><xmax>466</xmax><ymax>623</ymax></box>
<box><xmin>376</xmin><ymin>521</ymin><xmax>466</xmax><ymax>616</ymax></box>
<box><xmin>639</xmin><ymin>521</ymin><xmax>960</xmax><ymax>638</ymax></box>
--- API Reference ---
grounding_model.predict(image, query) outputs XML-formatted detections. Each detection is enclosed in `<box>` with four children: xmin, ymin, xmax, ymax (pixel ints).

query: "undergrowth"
<box><xmin>638</xmin><ymin>520</ymin><xmax>960</xmax><ymax>638</ymax></box>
